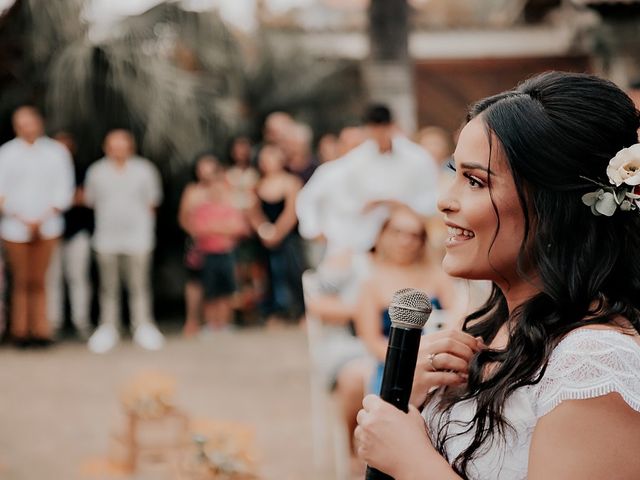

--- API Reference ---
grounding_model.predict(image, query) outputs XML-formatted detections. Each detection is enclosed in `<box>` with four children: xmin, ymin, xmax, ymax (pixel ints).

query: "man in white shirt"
<box><xmin>296</xmin><ymin>104</ymin><xmax>439</xmax><ymax>258</ymax></box>
<box><xmin>84</xmin><ymin>129</ymin><xmax>164</xmax><ymax>353</ymax></box>
<box><xmin>0</xmin><ymin>106</ymin><xmax>75</xmax><ymax>347</ymax></box>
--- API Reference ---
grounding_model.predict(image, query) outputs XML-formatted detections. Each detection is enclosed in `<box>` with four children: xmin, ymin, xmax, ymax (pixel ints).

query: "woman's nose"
<box><xmin>437</xmin><ymin>193</ymin><xmax>459</xmax><ymax>214</ymax></box>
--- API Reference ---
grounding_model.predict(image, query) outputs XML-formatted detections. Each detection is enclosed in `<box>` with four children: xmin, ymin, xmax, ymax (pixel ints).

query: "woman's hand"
<box><xmin>257</xmin><ymin>222</ymin><xmax>281</xmax><ymax>249</ymax></box>
<box><xmin>355</xmin><ymin>394</ymin><xmax>434</xmax><ymax>477</ymax></box>
<box><xmin>410</xmin><ymin>329</ymin><xmax>485</xmax><ymax>408</ymax></box>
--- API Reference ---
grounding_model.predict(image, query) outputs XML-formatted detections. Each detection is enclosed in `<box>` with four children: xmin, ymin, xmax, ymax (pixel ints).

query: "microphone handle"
<box><xmin>365</xmin><ymin>326</ymin><xmax>422</xmax><ymax>480</ymax></box>
<box><xmin>365</xmin><ymin>467</ymin><xmax>394</xmax><ymax>480</ymax></box>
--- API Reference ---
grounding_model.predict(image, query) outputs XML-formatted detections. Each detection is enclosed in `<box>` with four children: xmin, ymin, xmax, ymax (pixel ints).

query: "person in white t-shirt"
<box><xmin>0</xmin><ymin>106</ymin><xmax>75</xmax><ymax>347</ymax></box>
<box><xmin>296</xmin><ymin>104</ymin><xmax>439</xmax><ymax>260</ymax></box>
<box><xmin>84</xmin><ymin>129</ymin><xmax>164</xmax><ymax>353</ymax></box>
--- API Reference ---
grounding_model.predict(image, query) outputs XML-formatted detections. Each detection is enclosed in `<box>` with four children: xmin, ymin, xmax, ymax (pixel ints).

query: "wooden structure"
<box><xmin>110</xmin><ymin>406</ymin><xmax>190</xmax><ymax>472</ymax></box>
<box><xmin>415</xmin><ymin>55</ymin><xmax>591</xmax><ymax>133</ymax></box>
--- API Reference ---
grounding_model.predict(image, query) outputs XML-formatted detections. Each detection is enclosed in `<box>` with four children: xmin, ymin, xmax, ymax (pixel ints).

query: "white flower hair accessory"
<box><xmin>582</xmin><ymin>143</ymin><xmax>640</xmax><ymax>217</ymax></box>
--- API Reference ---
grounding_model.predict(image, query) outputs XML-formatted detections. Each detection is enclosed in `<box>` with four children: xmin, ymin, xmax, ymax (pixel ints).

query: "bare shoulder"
<box><xmin>286</xmin><ymin>173</ymin><xmax>303</xmax><ymax>192</ymax></box>
<box><xmin>182</xmin><ymin>182</ymin><xmax>198</xmax><ymax>196</ymax></box>
<box><xmin>359</xmin><ymin>269</ymin><xmax>388</xmax><ymax>302</ymax></box>
<box><xmin>360</xmin><ymin>272</ymin><xmax>382</xmax><ymax>294</ymax></box>
<box><xmin>181</xmin><ymin>182</ymin><xmax>205</xmax><ymax>204</ymax></box>
<box><xmin>529</xmin><ymin>392</ymin><xmax>640</xmax><ymax>479</ymax></box>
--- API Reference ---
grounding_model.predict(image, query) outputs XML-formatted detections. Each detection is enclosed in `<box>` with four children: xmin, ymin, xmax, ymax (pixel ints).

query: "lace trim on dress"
<box><xmin>535</xmin><ymin>329</ymin><xmax>640</xmax><ymax>418</ymax></box>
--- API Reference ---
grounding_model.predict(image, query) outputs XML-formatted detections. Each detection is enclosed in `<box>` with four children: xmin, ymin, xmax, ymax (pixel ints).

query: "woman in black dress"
<box><xmin>248</xmin><ymin>144</ymin><xmax>307</xmax><ymax>323</ymax></box>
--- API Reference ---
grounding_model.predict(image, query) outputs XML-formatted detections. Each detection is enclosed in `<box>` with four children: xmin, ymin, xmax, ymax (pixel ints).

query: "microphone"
<box><xmin>365</xmin><ymin>288</ymin><xmax>432</xmax><ymax>480</ymax></box>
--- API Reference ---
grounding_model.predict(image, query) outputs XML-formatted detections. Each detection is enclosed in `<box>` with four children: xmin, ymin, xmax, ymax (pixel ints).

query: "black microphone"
<box><xmin>365</xmin><ymin>288</ymin><xmax>432</xmax><ymax>480</ymax></box>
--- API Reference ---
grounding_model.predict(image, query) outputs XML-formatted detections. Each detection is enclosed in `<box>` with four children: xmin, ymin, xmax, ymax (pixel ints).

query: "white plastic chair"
<box><xmin>302</xmin><ymin>270</ymin><xmax>350</xmax><ymax>480</ymax></box>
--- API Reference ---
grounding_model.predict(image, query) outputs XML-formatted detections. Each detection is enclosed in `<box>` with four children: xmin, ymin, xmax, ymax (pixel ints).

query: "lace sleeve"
<box><xmin>534</xmin><ymin>329</ymin><xmax>640</xmax><ymax>418</ymax></box>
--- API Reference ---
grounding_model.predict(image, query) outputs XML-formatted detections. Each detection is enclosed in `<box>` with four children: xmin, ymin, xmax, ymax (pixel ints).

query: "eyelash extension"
<box><xmin>446</xmin><ymin>159</ymin><xmax>456</xmax><ymax>172</ymax></box>
<box><xmin>447</xmin><ymin>159</ymin><xmax>484</xmax><ymax>187</ymax></box>
<box><xmin>463</xmin><ymin>173</ymin><xmax>484</xmax><ymax>188</ymax></box>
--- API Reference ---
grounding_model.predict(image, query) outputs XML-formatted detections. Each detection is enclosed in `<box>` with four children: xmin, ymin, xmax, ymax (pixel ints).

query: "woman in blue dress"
<box><xmin>354</xmin><ymin>205</ymin><xmax>464</xmax><ymax>394</ymax></box>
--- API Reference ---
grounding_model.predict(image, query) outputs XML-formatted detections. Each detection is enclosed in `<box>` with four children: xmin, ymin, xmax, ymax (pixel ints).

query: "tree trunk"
<box><xmin>368</xmin><ymin>0</ymin><xmax>409</xmax><ymax>61</ymax></box>
<box><xmin>365</xmin><ymin>0</ymin><xmax>416</xmax><ymax>133</ymax></box>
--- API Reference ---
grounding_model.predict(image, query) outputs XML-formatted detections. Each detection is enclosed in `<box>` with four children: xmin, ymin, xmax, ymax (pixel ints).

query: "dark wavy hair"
<box><xmin>432</xmin><ymin>71</ymin><xmax>640</xmax><ymax>477</ymax></box>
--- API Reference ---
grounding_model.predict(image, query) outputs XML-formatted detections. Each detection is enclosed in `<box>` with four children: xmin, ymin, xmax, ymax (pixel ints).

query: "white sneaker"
<box><xmin>133</xmin><ymin>323</ymin><xmax>165</xmax><ymax>351</ymax></box>
<box><xmin>88</xmin><ymin>324</ymin><xmax>120</xmax><ymax>354</ymax></box>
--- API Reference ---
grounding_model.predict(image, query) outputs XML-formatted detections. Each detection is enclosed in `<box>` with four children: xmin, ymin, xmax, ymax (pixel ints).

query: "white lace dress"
<box><xmin>423</xmin><ymin>329</ymin><xmax>640</xmax><ymax>479</ymax></box>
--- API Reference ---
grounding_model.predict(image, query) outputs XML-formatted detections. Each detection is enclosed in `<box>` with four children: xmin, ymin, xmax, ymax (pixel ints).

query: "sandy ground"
<box><xmin>0</xmin><ymin>326</ymin><xmax>341</xmax><ymax>480</ymax></box>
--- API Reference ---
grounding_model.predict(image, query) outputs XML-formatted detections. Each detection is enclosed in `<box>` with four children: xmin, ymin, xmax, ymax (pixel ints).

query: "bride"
<box><xmin>354</xmin><ymin>71</ymin><xmax>640</xmax><ymax>479</ymax></box>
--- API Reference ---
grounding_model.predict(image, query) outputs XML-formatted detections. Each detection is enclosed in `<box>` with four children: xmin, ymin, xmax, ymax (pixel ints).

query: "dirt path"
<box><xmin>0</xmin><ymin>327</ymin><xmax>338</xmax><ymax>480</ymax></box>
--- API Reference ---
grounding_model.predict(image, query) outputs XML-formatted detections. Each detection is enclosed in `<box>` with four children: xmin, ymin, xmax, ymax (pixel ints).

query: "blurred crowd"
<box><xmin>0</xmin><ymin>100</ymin><xmax>491</xmax><ymax>472</ymax></box>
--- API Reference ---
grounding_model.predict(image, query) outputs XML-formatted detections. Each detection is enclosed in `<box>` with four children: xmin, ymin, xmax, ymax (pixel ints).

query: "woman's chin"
<box><xmin>441</xmin><ymin>255</ymin><xmax>471</xmax><ymax>279</ymax></box>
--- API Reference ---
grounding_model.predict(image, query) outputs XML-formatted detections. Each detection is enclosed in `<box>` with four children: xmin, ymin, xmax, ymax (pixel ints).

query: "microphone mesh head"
<box><xmin>388</xmin><ymin>288</ymin><xmax>432</xmax><ymax>330</ymax></box>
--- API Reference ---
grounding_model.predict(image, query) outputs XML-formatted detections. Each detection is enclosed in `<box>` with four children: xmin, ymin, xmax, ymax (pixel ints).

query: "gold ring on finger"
<box><xmin>427</xmin><ymin>353</ymin><xmax>439</xmax><ymax>371</ymax></box>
